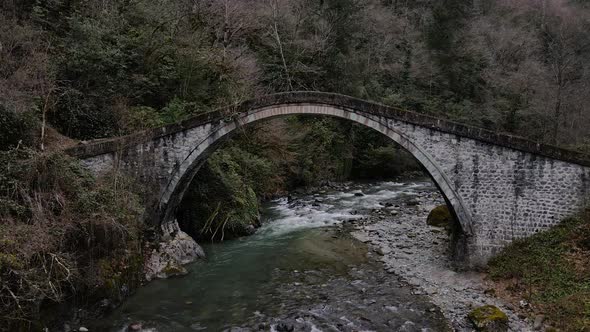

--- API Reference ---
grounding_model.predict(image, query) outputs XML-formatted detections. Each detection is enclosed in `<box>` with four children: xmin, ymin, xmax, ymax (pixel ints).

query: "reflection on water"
<box><xmin>90</xmin><ymin>180</ymin><xmax>448</xmax><ymax>331</ymax></box>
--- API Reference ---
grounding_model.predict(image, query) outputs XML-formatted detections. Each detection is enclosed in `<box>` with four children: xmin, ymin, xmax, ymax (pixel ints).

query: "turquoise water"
<box><xmin>91</xmin><ymin>180</ymin><xmax>448</xmax><ymax>331</ymax></box>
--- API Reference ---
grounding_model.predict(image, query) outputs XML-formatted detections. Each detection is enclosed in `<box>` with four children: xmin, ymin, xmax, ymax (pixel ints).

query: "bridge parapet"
<box><xmin>65</xmin><ymin>92</ymin><xmax>590</xmax><ymax>267</ymax></box>
<box><xmin>67</xmin><ymin>92</ymin><xmax>590</xmax><ymax>167</ymax></box>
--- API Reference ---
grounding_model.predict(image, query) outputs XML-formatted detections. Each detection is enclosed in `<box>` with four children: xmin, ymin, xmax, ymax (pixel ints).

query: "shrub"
<box><xmin>177</xmin><ymin>150</ymin><xmax>260</xmax><ymax>242</ymax></box>
<box><xmin>0</xmin><ymin>105</ymin><xmax>37</xmax><ymax>151</ymax></box>
<box><xmin>120</xmin><ymin>106</ymin><xmax>164</xmax><ymax>132</ymax></box>
<box><xmin>0</xmin><ymin>149</ymin><xmax>144</xmax><ymax>331</ymax></box>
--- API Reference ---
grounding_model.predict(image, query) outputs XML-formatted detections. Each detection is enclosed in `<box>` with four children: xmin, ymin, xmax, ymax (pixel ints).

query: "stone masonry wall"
<box><xmin>69</xmin><ymin>93</ymin><xmax>590</xmax><ymax>266</ymax></box>
<box><xmin>381</xmin><ymin>116</ymin><xmax>590</xmax><ymax>264</ymax></box>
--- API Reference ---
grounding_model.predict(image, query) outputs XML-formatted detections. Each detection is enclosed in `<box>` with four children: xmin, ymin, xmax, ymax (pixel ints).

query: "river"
<box><xmin>91</xmin><ymin>180</ymin><xmax>450</xmax><ymax>331</ymax></box>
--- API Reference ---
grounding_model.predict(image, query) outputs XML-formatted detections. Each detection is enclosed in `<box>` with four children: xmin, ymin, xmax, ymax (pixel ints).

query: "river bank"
<box><xmin>346</xmin><ymin>182</ymin><xmax>536</xmax><ymax>331</ymax></box>
<box><xmin>86</xmin><ymin>179</ymin><xmax>451</xmax><ymax>331</ymax></box>
<box><xmin>75</xmin><ymin>178</ymin><xmax>541</xmax><ymax>331</ymax></box>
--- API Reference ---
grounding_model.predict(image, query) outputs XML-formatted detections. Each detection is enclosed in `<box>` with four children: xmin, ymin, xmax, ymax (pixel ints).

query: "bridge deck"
<box><xmin>65</xmin><ymin>92</ymin><xmax>590</xmax><ymax>167</ymax></box>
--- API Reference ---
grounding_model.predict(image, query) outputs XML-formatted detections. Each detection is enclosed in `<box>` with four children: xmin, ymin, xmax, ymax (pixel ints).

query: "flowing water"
<box><xmin>91</xmin><ymin>180</ymin><xmax>449</xmax><ymax>331</ymax></box>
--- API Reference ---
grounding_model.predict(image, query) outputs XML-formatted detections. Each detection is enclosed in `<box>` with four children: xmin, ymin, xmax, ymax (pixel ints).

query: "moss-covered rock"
<box><xmin>468</xmin><ymin>305</ymin><xmax>509</xmax><ymax>332</ymax></box>
<box><xmin>426</xmin><ymin>205</ymin><xmax>454</xmax><ymax>227</ymax></box>
<box><xmin>161</xmin><ymin>261</ymin><xmax>188</xmax><ymax>278</ymax></box>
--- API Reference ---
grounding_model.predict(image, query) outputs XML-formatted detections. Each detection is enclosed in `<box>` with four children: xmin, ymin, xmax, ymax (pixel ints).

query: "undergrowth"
<box><xmin>177</xmin><ymin>149</ymin><xmax>261</xmax><ymax>242</ymax></box>
<box><xmin>488</xmin><ymin>210</ymin><xmax>590</xmax><ymax>331</ymax></box>
<box><xmin>0</xmin><ymin>149</ymin><xmax>144</xmax><ymax>331</ymax></box>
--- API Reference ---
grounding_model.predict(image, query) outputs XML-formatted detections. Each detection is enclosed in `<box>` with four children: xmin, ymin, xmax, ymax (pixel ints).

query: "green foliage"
<box><xmin>119</xmin><ymin>98</ymin><xmax>210</xmax><ymax>132</ymax></box>
<box><xmin>352</xmin><ymin>145</ymin><xmax>421</xmax><ymax>179</ymax></box>
<box><xmin>222</xmin><ymin>146</ymin><xmax>277</xmax><ymax>196</ymax></box>
<box><xmin>292</xmin><ymin>118</ymin><xmax>354</xmax><ymax>186</ymax></box>
<box><xmin>488</xmin><ymin>214</ymin><xmax>590</xmax><ymax>330</ymax></box>
<box><xmin>123</xmin><ymin>106</ymin><xmax>164</xmax><ymax>131</ymax></box>
<box><xmin>159</xmin><ymin>98</ymin><xmax>200</xmax><ymax>125</ymax></box>
<box><xmin>0</xmin><ymin>105</ymin><xmax>37</xmax><ymax>151</ymax></box>
<box><xmin>40</xmin><ymin>0</ymin><xmax>235</xmax><ymax>139</ymax></box>
<box><xmin>425</xmin><ymin>0</ymin><xmax>487</xmax><ymax>101</ymax></box>
<box><xmin>5</xmin><ymin>0</ymin><xmax>590</xmax><ymax>146</ymax></box>
<box><xmin>426</xmin><ymin>0</ymin><xmax>467</xmax><ymax>52</ymax></box>
<box><xmin>177</xmin><ymin>150</ymin><xmax>261</xmax><ymax>242</ymax></box>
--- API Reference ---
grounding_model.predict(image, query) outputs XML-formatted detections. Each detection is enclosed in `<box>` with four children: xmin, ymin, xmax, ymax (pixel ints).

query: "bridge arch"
<box><xmin>159</xmin><ymin>103</ymin><xmax>474</xmax><ymax>236</ymax></box>
<box><xmin>69</xmin><ymin>92</ymin><xmax>590</xmax><ymax>266</ymax></box>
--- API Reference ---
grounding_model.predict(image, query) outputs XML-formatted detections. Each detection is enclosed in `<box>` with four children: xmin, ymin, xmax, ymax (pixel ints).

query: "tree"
<box><xmin>539</xmin><ymin>4</ymin><xmax>590</xmax><ymax>144</ymax></box>
<box><xmin>0</xmin><ymin>13</ymin><xmax>54</xmax><ymax>149</ymax></box>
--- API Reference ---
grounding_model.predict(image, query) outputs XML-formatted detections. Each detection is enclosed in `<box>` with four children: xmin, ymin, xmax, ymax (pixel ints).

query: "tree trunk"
<box><xmin>551</xmin><ymin>82</ymin><xmax>562</xmax><ymax>145</ymax></box>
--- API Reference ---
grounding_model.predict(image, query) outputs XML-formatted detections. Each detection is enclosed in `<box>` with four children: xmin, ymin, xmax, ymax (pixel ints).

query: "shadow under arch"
<box><xmin>158</xmin><ymin>103</ymin><xmax>474</xmax><ymax>240</ymax></box>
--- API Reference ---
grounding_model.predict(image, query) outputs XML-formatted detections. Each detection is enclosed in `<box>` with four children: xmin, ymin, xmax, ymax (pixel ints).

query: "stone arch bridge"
<box><xmin>67</xmin><ymin>92</ymin><xmax>590</xmax><ymax>266</ymax></box>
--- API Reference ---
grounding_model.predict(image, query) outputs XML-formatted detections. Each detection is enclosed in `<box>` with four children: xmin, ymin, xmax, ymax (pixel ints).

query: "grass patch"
<box><xmin>487</xmin><ymin>211</ymin><xmax>590</xmax><ymax>331</ymax></box>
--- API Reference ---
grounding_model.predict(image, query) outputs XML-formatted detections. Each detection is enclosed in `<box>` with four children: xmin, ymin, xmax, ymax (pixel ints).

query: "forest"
<box><xmin>1</xmin><ymin>0</ymin><xmax>590</xmax><ymax>330</ymax></box>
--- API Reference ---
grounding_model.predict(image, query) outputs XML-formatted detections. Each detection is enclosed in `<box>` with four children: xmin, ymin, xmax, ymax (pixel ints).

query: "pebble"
<box><xmin>350</xmin><ymin>187</ymin><xmax>535</xmax><ymax>331</ymax></box>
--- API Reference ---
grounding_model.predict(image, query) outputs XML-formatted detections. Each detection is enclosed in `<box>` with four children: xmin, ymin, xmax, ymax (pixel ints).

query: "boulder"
<box><xmin>468</xmin><ymin>305</ymin><xmax>509</xmax><ymax>332</ymax></box>
<box><xmin>144</xmin><ymin>220</ymin><xmax>205</xmax><ymax>281</ymax></box>
<box><xmin>426</xmin><ymin>205</ymin><xmax>454</xmax><ymax>227</ymax></box>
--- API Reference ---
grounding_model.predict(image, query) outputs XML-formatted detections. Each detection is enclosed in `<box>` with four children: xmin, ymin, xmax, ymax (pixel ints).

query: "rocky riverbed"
<box><xmin>85</xmin><ymin>178</ymin><xmax>538</xmax><ymax>332</ymax></box>
<box><xmin>346</xmin><ymin>182</ymin><xmax>536</xmax><ymax>331</ymax></box>
<box><xmin>88</xmin><ymin>179</ymin><xmax>454</xmax><ymax>331</ymax></box>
